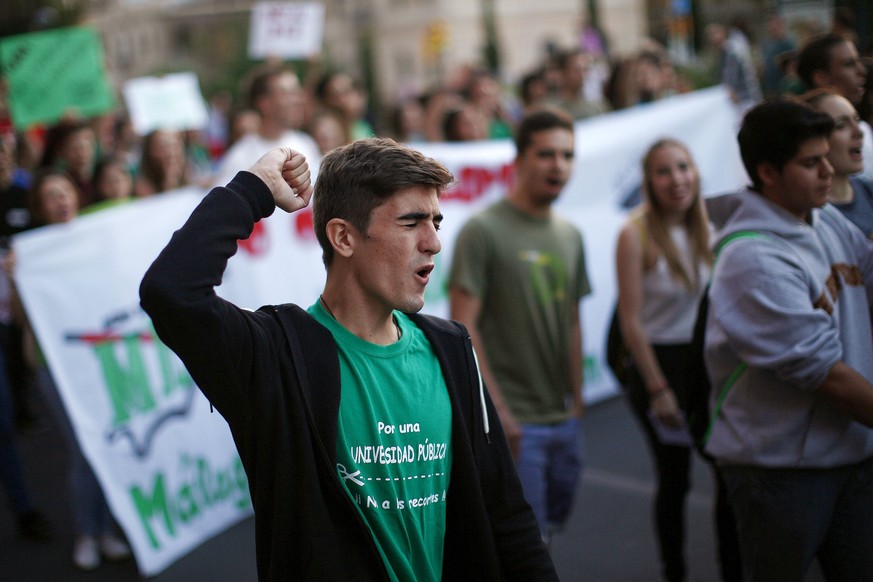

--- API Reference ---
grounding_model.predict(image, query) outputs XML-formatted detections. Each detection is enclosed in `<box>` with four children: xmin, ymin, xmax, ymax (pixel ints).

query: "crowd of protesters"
<box><xmin>1</xmin><ymin>6</ymin><xmax>872</xmax><ymax>579</ymax></box>
<box><xmin>0</xmin><ymin>11</ymin><xmax>869</xmax><ymax>213</ymax></box>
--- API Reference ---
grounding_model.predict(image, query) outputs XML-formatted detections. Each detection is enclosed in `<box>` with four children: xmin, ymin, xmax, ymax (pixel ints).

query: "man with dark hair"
<box><xmin>704</xmin><ymin>99</ymin><xmax>873</xmax><ymax>581</ymax></box>
<box><xmin>796</xmin><ymin>31</ymin><xmax>871</xmax><ymax>180</ymax></box>
<box><xmin>797</xmin><ymin>32</ymin><xmax>867</xmax><ymax>107</ymax></box>
<box><xmin>140</xmin><ymin>139</ymin><xmax>556</xmax><ymax>580</ymax></box>
<box><xmin>213</xmin><ymin>65</ymin><xmax>320</xmax><ymax>186</ymax></box>
<box><xmin>449</xmin><ymin>108</ymin><xmax>590</xmax><ymax>543</ymax></box>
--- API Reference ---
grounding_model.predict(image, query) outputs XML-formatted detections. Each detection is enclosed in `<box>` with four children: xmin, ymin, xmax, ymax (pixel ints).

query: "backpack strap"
<box><xmin>701</xmin><ymin>230</ymin><xmax>769</xmax><ymax>447</ymax></box>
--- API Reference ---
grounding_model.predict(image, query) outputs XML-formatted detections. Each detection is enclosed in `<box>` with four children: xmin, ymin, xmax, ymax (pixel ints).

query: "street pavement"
<box><xmin>1</xmin><ymin>394</ymin><xmax>826</xmax><ymax>581</ymax></box>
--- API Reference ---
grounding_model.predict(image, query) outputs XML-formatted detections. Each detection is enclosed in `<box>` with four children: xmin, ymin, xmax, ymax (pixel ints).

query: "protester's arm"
<box><xmin>139</xmin><ymin>148</ymin><xmax>311</xmax><ymax>416</ymax></box>
<box><xmin>615</xmin><ymin>221</ymin><xmax>683</xmax><ymax>425</ymax></box>
<box><xmin>713</xmin><ymin>240</ymin><xmax>846</xmax><ymax>392</ymax></box>
<box><xmin>819</xmin><ymin>362</ymin><xmax>873</xmax><ymax>428</ymax></box>
<box><xmin>449</xmin><ymin>286</ymin><xmax>523</xmax><ymax>457</ymax></box>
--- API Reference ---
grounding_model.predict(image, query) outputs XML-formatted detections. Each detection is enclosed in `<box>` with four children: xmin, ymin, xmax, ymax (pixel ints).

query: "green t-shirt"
<box><xmin>449</xmin><ymin>199</ymin><xmax>591</xmax><ymax>424</ymax></box>
<box><xmin>308</xmin><ymin>301</ymin><xmax>453</xmax><ymax>582</ymax></box>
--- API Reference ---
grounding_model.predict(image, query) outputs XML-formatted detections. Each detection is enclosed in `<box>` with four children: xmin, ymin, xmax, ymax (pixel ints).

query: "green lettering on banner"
<box><xmin>90</xmin><ymin>327</ymin><xmax>193</xmax><ymax>426</ymax></box>
<box><xmin>131</xmin><ymin>473</ymin><xmax>175</xmax><ymax>549</ymax></box>
<box><xmin>0</xmin><ymin>26</ymin><xmax>115</xmax><ymax>129</ymax></box>
<box><xmin>130</xmin><ymin>456</ymin><xmax>252</xmax><ymax>550</ymax></box>
<box><xmin>92</xmin><ymin>336</ymin><xmax>157</xmax><ymax>425</ymax></box>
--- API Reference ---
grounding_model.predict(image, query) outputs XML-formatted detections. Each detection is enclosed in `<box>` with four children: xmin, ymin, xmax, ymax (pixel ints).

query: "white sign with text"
<box><xmin>249</xmin><ymin>2</ymin><xmax>325</xmax><ymax>59</ymax></box>
<box><xmin>122</xmin><ymin>72</ymin><xmax>209</xmax><ymax>135</ymax></box>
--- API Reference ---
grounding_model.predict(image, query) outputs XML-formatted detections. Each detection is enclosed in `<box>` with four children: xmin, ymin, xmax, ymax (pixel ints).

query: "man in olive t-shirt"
<box><xmin>449</xmin><ymin>108</ymin><xmax>590</xmax><ymax>540</ymax></box>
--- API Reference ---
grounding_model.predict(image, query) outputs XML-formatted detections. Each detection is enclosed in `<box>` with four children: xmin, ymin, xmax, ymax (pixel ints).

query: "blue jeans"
<box><xmin>721</xmin><ymin>457</ymin><xmax>873</xmax><ymax>582</ymax></box>
<box><xmin>516</xmin><ymin>417</ymin><xmax>584</xmax><ymax>533</ymax></box>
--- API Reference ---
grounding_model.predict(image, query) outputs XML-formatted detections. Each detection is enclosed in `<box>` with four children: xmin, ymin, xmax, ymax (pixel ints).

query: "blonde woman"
<box><xmin>615</xmin><ymin>139</ymin><xmax>739</xmax><ymax>581</ymax></box>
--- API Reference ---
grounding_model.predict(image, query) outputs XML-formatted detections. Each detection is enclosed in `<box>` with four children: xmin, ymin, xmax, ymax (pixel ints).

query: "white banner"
<box><xmin>420</xmin><ymin>86</ymin><xmax>746</xmax><ymax>403</ymax></box>
<box><xmin>14</xmin><ymin>192</ymin><xmax>253</xmax><ymax>577</ymax></box>
<box><xmin>13</xmin><ymin>87</ymin><xmax>745</xmax><ymax>575</ymax></box>
<box><xmin>248</xmin><ymin>2</ymin><xmax>325</xmax><ymax>59</ymax></box>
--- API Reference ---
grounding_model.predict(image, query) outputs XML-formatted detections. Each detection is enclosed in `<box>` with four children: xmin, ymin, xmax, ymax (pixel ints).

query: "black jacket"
<box><xmin>140</xmin><ymin>171</ymin><xmax>557</xmax><ymax>581</ymax></box>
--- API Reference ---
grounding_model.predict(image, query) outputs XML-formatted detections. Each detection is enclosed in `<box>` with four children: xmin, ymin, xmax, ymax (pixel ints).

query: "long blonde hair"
<box><xmin>639</xmin><ymin>138</ymin><xmax>713</xmax><ymax>290</ymax></box>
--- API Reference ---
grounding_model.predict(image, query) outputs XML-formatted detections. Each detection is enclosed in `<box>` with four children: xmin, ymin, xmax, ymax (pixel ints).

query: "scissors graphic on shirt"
<box><xmin>337</xmin><ymin>463</ymin><xmax>364</xmax><ymax>486</ymax></box>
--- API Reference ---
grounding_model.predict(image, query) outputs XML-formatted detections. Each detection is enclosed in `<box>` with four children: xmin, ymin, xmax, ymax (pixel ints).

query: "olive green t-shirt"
<box><xmin>308</xmin><ymin>302</ymin><xmax>453</xmax><ymax>582</ymax></box>
<box><xmin>449</xmin><ymin>199</ymin><xmax>591</xmax><ymax>424</ymax></box>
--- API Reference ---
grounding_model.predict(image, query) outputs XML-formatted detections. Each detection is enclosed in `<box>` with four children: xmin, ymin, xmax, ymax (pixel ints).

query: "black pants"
<box><xmin>623</xmin><ymin>343</ymin><xmax>741</xmax><ymax>582</ymax></box>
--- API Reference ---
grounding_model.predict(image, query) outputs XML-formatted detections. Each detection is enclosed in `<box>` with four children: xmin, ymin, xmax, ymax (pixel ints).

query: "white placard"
<box><xmin>248</xmin><ymin>2</ymin><xmax>325</xmax><ymax>59</ymax></box>
<box><xmin>122</xmin><ymin>72</ymin><xmax>209</xmax><ymax>136</ymax></box>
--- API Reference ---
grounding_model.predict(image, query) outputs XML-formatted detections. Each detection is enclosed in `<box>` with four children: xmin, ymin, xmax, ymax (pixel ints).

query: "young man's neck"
<box><xmin>320</xmin><ymin>282</ymin><xmax>400</xmax><ymax>346</ymax></box>
<box><xmin>506</xmin><ymin>188</ymin><xmax>553</xmax><ymax>218</ymax></box>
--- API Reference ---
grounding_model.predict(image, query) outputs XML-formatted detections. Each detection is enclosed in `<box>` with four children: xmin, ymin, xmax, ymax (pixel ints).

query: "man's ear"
<box><xmin>757</xmin><ymin>161</ymin><xmax>781</xmax><ymax>191</ymax></box>
<box><xmin>325</xmin><ymin>218</ymin><xmax>357</xmax><ymax>259</ymax></box>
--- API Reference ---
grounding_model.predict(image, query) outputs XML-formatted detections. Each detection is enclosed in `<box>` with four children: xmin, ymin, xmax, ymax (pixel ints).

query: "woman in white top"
<box><xmin>615</xmin><ymin>139</ymin><xmax>739</xmax><ymax>582</ymax></box>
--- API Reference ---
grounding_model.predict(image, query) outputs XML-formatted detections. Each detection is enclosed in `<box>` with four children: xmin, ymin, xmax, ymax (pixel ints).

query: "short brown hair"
<box><xmin>514</xmin><ymin>107</ymin><xmax>574</xmax><ymax>155</ymax></box>
<box><xmin>313</xmin><ymin>138</ymin><xmax>454</xmax><ymax>267</ymax></box>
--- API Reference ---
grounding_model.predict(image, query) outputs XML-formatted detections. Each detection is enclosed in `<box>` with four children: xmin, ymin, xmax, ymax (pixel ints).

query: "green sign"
<box><xmin>0</xmin><ymin>26</ymin><xmax>115</xmax><ymax>129</ymax></box>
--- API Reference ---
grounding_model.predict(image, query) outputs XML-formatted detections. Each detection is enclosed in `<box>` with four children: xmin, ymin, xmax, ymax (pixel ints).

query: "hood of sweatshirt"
<box><xmin>712</xmin><ymin>189</ymin><xmax>821</xmax><ymax>250</ymax></box>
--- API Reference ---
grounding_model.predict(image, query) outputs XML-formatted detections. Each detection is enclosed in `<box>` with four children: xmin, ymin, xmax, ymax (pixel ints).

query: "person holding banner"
<box><xmin>38</xmin><ymin>119</ymin><xmax>98</xmax><ymax>208</ymax></box>
<box><xmin>140</xmin><ymin>140</ymin><xmax>556</xmax><ymax>580</ymax></box>
<box><xmin>0</xmin><ymin>329</ymin><xmax>53</xmax><ymax>542</ymax></box>
<box><xmin>448</xmin><ymin>108</ymin><xmax>589</xmax><ymax>544</ymax></box>
<box><xmin>15</xmin><ymin>168</ymin><xmax>132</xmax><ymax>570</ymax></box>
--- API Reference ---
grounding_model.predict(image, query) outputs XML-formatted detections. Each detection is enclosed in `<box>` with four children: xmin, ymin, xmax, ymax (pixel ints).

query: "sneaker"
<box><xmin>73</xmin><ymin>536</ymin><xmax>100</xmax><ymax>571</ymax></box>
<box><xmin>100</xmin><ymin>533</ymin><xmax>131</xmax><ymax>561</ymax></box>
<box><xmin>16</xmin><ymin>509</ymin><xmax>53</xmax><ymax>541</ymax></box>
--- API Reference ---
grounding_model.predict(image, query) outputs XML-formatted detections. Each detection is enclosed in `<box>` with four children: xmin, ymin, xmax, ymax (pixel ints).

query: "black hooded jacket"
<box><xmin>139</xmin><ymin>171</ymin><xmax>557</xmax><ymax>581</ymax></box>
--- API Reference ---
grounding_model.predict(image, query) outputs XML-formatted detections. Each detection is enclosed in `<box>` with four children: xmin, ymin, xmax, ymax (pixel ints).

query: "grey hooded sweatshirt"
<box><xmin>704</xmin><ymin>189</ymin><xmax>873</xmax><ymax>468</ymax></box>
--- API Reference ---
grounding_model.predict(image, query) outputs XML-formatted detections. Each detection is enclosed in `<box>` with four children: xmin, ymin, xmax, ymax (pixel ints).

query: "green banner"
<box><xmin>0</xmin><ymin>26</ymin><xmax>115</xmax><ymax>130</ymax></box>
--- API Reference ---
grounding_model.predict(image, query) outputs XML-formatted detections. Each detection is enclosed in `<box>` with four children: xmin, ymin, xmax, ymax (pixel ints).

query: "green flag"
<box><xmin>0</xmin><ymin>26</ymin><xmax>116</xmax><ymax>130</ymax></box>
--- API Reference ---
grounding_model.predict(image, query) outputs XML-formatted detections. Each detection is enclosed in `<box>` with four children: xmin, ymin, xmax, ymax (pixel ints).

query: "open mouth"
<box><xmin>416</xmin><ymin>264</ymin><xmax>434</xmax><ymax>281</ymax></box>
